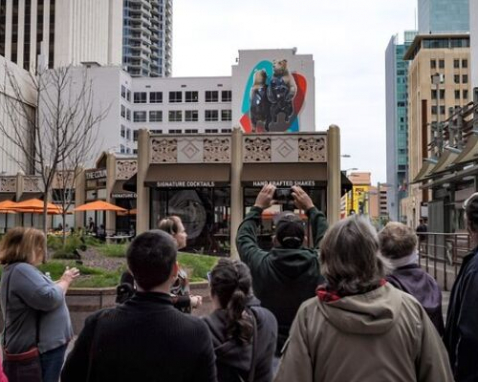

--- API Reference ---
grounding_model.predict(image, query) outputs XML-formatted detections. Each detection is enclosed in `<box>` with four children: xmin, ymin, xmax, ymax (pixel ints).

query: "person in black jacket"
<box><xmin>61</xmin><ymin>230</ymin><xmax>217</xmax><ymax>382</ymax></box>
<box><xmin>444</xmin><ymin>192</ymin><xmax>478</xmax><ymax>382</ymax></box>
<box><xmin>236</xmin><ymin>184</ymin><xmax>328</xmax><ymax>361</ymax></box>
<box><xmin>203</xmin><ymin>259</ymin><xmax>277</xmax><ymax>382</ymax></box>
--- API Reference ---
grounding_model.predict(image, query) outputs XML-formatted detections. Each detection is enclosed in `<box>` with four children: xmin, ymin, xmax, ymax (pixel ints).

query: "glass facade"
<box><xmin>385</xmin><ymin>32</ymin><xmax>417</xmax><ymax>221</ymax></box>
<box><xmin>418</xmin><ymin>0</ymin><xmax>469</xmax><ymax>34</ymax></box>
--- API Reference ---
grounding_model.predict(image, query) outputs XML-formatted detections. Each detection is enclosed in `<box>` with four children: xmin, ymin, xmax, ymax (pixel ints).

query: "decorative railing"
<box><xmin>0</xmin><ymin>177</ymin><xmax>16</xmax><ymax>193</ymax></box>
<box><xmin>115</xmin><ymin>159</ymin><xmax>138</xmax><ymax>180</ymax></box>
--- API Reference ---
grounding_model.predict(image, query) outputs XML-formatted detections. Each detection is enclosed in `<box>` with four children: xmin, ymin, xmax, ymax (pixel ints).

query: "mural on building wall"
<box><xmin>240</xmin><ymin>59</ymin><xmax>307</xmax><ymax>133</ymax></box>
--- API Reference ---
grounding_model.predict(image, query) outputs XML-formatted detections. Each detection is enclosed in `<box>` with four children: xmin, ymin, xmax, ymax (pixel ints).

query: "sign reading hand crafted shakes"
<box><xmin>232</xmin><ymin>49</ymin><xmax>315</xmax><ymax>134</ymax></box>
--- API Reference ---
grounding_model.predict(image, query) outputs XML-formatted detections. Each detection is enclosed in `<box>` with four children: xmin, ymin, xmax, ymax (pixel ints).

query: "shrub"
<box><xmin>98</xmin><ymin>243</ymin><xmax>128</xmax><ymax>258</ymax></box>
<box><xmin>177</xmin><ymin>252</ymin><xmax>218</xmax><ymax>282</ymax></box>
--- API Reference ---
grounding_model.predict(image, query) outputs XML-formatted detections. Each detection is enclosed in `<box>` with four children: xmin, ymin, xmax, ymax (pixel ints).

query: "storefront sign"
<box><xmin>251</xmin><ymin>180</ymin><xmax>317</xmax><ymax>187</ymax></box>
<box><xmin>111</xmin><ymin>192</ymin><xmax>137</xmax><ymax>199</ymax></box>
<box><xmin>155</xmin><ymin>181</ymin><xmax>216</xmax><ymax>188</ymax></box>
<box><xmin>86</xmin><ymin>169</ymin><xmax>107</xmax><ymax>180</ymax></box>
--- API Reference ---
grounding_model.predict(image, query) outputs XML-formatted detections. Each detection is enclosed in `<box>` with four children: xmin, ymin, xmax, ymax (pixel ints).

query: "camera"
<box><xmin>274</xmin><ymin>188</ymin><xmax>293</xmax><ymax>204</ymax></box>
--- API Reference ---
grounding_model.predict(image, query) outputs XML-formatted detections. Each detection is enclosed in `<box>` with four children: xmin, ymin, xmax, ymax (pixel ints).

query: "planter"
<box><xmin>65</xmin><ymin>281</ymin><xmax>213</xmax><ymax>334</ymax></box>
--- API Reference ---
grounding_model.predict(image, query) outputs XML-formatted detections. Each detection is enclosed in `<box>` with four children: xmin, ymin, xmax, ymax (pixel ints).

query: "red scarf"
<box><xmin>316</xmin><ymin>279</ymin><xmax>387</xmax><ymax>302</ymax></box>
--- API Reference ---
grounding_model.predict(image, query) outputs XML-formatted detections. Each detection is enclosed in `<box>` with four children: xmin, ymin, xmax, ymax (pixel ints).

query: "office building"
<box><xmin>418</xmin><ymin>0</ymin><xmax>469</xmax><ymax>34</ymax></box>
<box><xmin>471</xmin><ymin>0</ymin><xmax>478</xmax><ymax>87</ymax></box>
<box><xmin>123</xmin><ymin>0</ymin><xmax>173</xmax><ymax>77</ymax></box>
<box><xmin>0</xmin><ymin>0</ymin><xmax>123</xmax><ymax>72</ymax></box>
<box><xmin>385</xmin><ymin>31</ymin><xmax>417</xmax><ymax>222</ymax></box>
<box><xmin>403</xmin><ymin>34</ymin><xmax>471</xmax><ymax>227</ymax></box>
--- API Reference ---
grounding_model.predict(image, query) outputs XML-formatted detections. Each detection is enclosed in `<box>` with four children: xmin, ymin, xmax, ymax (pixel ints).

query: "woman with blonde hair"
<box><xmin>0</xmin><ymin>227</ymin><xmax>79</xmax><ymax>382</ymax></box>
<box><xmin>275</xmin><ymin>216</ymin><xmax>453</xmax><ymax>382</ymax></box>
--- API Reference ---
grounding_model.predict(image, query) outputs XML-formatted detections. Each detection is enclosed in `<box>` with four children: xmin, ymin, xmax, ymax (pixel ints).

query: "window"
<box><xmin>431</xmin><ymin>90</ymin><xmax>437</xmax><ymax>99</ymax></box>
<box><xmin>462</xmin><ymin>59</ymin><xmax>468</xmax><ymax>68</ymax></box>
<box><xmin>439</xmin><ymin>89</ymin><xmax>445</xmax><ymax>99</ymax></box>
<box><xmin>126</xmin><ymin>128</ymin><xmax>131</xmax><ymax>141</ymax></box>
<box><xmin>126</xmin><ymin>90</ymin><xmax>131</xmax><ymax>102</ymax></box>
<box><xmin>133</xmin><ymin>149</ymin><xmax>138</xmax><ymax>154</ymax></box>
<box><xmin>431</xmin><ymin>106</ymin><xmax>437</xmax><ymax>115</ymax></box>
<box><xmin>185</xmin><ymin>91</ymin><xmax>198</xmax><ymax>103</ymax></box>
<box><xmin>169</xmin><ymin>91</ymin><xmax>182</xmax><ymax>103</ymax></box>
<box><xmin>221</xmin><ymin>109</ymin><xmax>232</xmax><ymax>121</ymax></box>
<box><xmin>205</xmin><ymin>91</ymin><xmax>219</xmax><ymax>102</ymax></box>
<box><xmin>221</xmin><ymin>129</ymin><xmax>232</xmax><ymax>133</ymax></box>
<box><xmin>150</xmin><ymin>129</ymin><xmax>163</xmax><ymax>134</ymax></box>
<box><xmin>185</xmin><ymin>110</ymin><xmax>198</xmax><ymax>122</ymax></box>
<box><xmin>454</xmin><ymin>59</ymin><xmax>460</xmax><ymax>69</ymax></box>
<box><xmin>168</xmin><ymin>129</ymin><xmax>182</xmax><ymax>134</ymax></box>
<box><xmin>149</xmin><ymin>110</ymin><xmax>163</xmax><ymax>122</ymax></box>
<box><xmin>126</xmin><ymin>109</ymin><xmax>131</xmax><ymax>121</ymax></box>
<box><xmin>455</xmin><ymin>90</ymin><xmax>460</xmax><ymax>99</ymax></box>
<box><xmin>221</xmin><ymin>91</ymin><xmax>232</xmax><ymax>102</ymax></box>
<box><xmin>462</xmin><ymin>75</ymin><xmax>468</xmax><ymax>84</ymax></box>
<box><xmin>463</xmin><ymin>90</ymin><xmax>469</xmax><ymax>99</ymax></box>
<box><xmin>120</xmin><ymin>145</ymin><xmax>125</xmax><ymax>154</ymax></box>
<box><xmin>439</xmin><ymin>60</ymin><xmax>445</xmax><ymax>69</ymax></box>
<box><xmin>205</xmin><ymin>129</ymin><xmax>218</xmax><ymax>133</ymax></box>
<box><xmin>121</xmin><ymin>105</ymin><xmax>126</xmax><ymax>118</ymax></box>
<box><xmin>454</xmin><ymin>75</ymin><xmax>460</xmax><ymax>84</ymax></box>
<box><xmin>430</xmin><ymin>60</ymin><xmax>436</xmax><ymax>69</ymax></box>
<box><xmin>440</xmin><ymin>106</ymin><xmax>445</xmax><ymax>115</ymax></box>
<box><xmin>205</xmin><ymin>110</ymin><xmax>219</xmax><ymax>121</ymax></box>
<box><xmin>134</xmin><ymin>92</ymin><xmax>147</xmax><ymax>104</ymax></box>
<box><xmin>133</xmin><ymin>111</ymin><xmax>147</xmax><ymax>122</ymax></box>
<box><xmin>121</xmin><ymin>85</ymin><xmax>126</xmax><ymax>99</ymax></box>
<box><xmin>121</xmin><ymin>125</ymin><xmax>126</xmax><ymax>138</ymax></box>
<box><xmin>168</xmin><ymin>110</ymin><xmax>182</xmax><ymax>122</ymax></box>
<box><xmin>185</xmin><ymin>129</ymin><xmax>199</xmax><ymax>133</ymax></box>
<box><xmin>133</xmin><ymin>130</ymin><xmax>138</xmax><ymax>142</ymax></box>
<box><xmin>150</xmin><ymin>92</ymin><xmax>163</xmax><ymax>103</ymax></box>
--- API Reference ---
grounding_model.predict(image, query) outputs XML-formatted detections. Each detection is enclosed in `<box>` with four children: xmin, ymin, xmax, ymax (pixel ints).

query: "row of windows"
<box><xmin>124</xmin><ymin>128</ymin><xmax>234</xmax><ymax>144</ymax></box>
<box><xmin>428</xmin><ymin>74</ymin><xmax>469</xmax><ymax>84</ymax></box>
<box><xmin>132</xmin><ymin>90</ymin><xmax>232</xmax><ymax>104</ymax></box>
<box><xmin>430</xmin><ymin>59</ymin><xmax>468</xmax><ymax>69</ymax></box>
<box><xmin>133</xmin><ymin>109</ymin><xmax>232</xmax><ymax>123</ymax></box>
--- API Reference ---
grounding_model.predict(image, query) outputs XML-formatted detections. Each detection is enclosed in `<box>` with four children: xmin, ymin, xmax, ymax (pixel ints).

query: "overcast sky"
<box><xmin>173</xmin><ymin>0</ymin><xmax>418</xmax><ymax>184</ymax></box>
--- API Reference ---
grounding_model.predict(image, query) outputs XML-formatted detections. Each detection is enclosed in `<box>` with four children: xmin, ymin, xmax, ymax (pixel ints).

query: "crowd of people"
<box><xmin>0</xmin><ymin>185</ymin><xmax>477</xmax><ymax>381</ymax></box>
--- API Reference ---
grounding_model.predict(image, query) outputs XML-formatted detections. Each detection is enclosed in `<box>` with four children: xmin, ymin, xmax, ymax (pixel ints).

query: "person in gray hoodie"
<box><xmin>275</xmin><ymin>216</ymin><xmax>453</xmax><ymax>382</ymax></box>
<box><xmin>203</xmin><ymin>259</ymin><xmax>277</xmax><ymax>382</ymax></box>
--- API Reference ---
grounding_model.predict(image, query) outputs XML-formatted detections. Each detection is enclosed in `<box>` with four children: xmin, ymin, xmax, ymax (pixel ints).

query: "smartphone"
<box><xmin>274</xmin><ymin>188</ymin><xmax>292</xmax><ymax>204</ymax></box>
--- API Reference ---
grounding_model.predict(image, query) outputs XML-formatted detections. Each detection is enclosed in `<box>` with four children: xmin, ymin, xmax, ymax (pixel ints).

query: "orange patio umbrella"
<box><xmin>117</xmin><ymin>208</ymin><xmax>137</xmax><ymax>216</ymax></box>
<box><xmin>74</xmin><ymin>200</ymin><xmax>127</xmax><ymax>213</ymax></box>
<box><xmin>0</xmin><ymin>200</ymin><xmax>19</xmax><ymax>212</ymax></box>
<box><xmin>14</xmin><ymin>198</ymin><xmax>63</xmax><ymax>214</ymax></box>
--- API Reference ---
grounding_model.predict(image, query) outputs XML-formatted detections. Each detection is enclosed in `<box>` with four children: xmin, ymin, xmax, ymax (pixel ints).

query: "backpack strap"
<box><xmin>247</xmin><ymin>309</ymin><xmax>258</xmax><ymax>382</ymax></box>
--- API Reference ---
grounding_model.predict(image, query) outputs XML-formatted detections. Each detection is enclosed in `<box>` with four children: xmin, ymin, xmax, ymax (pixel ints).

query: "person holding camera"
<box><xmin>236</xmin><ymin>184</ymin><xmax>328</xmax><ymax>366</ymax></box>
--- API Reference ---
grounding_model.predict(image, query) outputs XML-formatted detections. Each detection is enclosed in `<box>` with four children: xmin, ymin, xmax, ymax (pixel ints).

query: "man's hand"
<box><xmin>292</xmin><ymin>186</ymin><xmax>314</xmax><ymax>211</ymax></box>
<box><xmin>254</xmin><ymin>184</ymin><xmax>276</xmax><ymax>209</ymax></box>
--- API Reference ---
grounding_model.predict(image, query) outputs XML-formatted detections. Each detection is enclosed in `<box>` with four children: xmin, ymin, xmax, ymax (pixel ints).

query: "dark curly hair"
<box><xmin>209</xmin><ymin>259</ymin><xmax>253</xmax><ymax>345</ymax></box>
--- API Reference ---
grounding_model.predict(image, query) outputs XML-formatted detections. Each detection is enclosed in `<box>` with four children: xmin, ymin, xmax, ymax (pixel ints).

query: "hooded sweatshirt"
<box><xmin>202</xmin><ymin>297</ymin><xmax>277</xmax><ymax>382</ymax></box>
<box><xmin>275</xmin><ymin>283</ymin><xmax>453</xmax><ymax>382</ymax></box>
<box><xmin>236</xmin><ymin>206</ymin><xmax>327</xmax><ymax>355</ymax></box>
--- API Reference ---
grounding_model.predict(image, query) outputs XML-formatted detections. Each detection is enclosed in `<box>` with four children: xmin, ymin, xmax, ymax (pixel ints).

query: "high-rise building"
<box><xmin>0</xmin><ymin>0</ymin><xmax>123</xmax><ymax>72</ymax></box>
<box><xmin>418</xmin><ymin>0</ymin><xmax>469</xmax><ymax>34</ymax></box>
<box><xmin>403</xmin><ymin>34</ymin><xmax>471</xmax><ymax>227</ymax></box>
<box><xmin>122</xmin><ymin>0</ymin><xmax>172</xmax><ymax>77</ymax></box>
<box><xmin>385</xmin><ymin>31</ymin><xmax>417</xmax><ymax>222</ymax></box>
<box><xmin>471</xmin><ymin>0</ymin><xmax>478</xmax><ymax>87</ymax></box>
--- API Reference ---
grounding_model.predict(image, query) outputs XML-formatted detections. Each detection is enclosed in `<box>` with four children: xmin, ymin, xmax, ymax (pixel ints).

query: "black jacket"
<box><xmin>202</xmin><ymin>297</ymin><xmax>277</xmax><ymax>382</ymax></box>
<box><xmin>236</xmin><ymin>206</ymin><xmax>327</xmax><ymax>355</ymax></box>
<box><xmin>61</xmin><ymin>292</ymin><xmax>216</xmax><ymax>382</ymax></box>
<box><xmin>444</xmin><ymin>247</ymin><xmax>478</xmax><ymax>382</ymax></box>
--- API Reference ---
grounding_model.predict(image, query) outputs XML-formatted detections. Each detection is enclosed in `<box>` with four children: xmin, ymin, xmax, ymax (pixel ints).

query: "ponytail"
<box><xmin>210</xmin><ymin>259</ymin><xmax>253</xmax><ymax>345</ymax></box>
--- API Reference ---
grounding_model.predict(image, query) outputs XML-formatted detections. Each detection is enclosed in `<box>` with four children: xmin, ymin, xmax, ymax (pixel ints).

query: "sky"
<box><xmin>172</xmin><ymin>0</ymin><xmax>418</xmax><ymax>184</ymax></box>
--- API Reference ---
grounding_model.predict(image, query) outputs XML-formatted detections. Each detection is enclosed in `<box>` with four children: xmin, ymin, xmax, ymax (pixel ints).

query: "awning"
<box><xmin>430</xmin><ymin>151</ymin><xmax>459</xmax><ymax>175</ymax></box>
<box><xmin>145</xmin><ymin>164</ymin><xmax>230</xmax><ymax>187</ymax></box>
<box><xmin>111</xmin><ymin>180</ymin><xmax>137</xmax><ymax>199</ymax></box>
<box><xmin>453</xmin><ymin>134</ymin><xmax>478</xmax><ymax>166</ymax></box>
<box><xmin>412</xmin><ymin>161</ymin><xmax>436</xmax><ymax>184</ymax></box>
<box><xmin>241</xmin><ymin>163</ymin><xmax>327</xmax><ymax>183</ymax></box>
<box><xmin>341</xmin><ymin>172</ymin><xmax>353</xmax><ymax>195</ymax></box>
<box><xmin>123</xmin><ymin>174</ymin><xmax>137</xmax><ymax>193</ymax></box>
<box><xmin>421</xmin><ymin>164</ymin><xmax>478</xmax><ymax>189</ymax></box>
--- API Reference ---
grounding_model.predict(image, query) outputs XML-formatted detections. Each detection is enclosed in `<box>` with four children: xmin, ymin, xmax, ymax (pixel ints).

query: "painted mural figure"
<box><xmin>267</xmin><ymin>59</ymin><xmax>297</xmax><ymax>125</ymax></box>
<box><xmin>249</xmin><ymin>69</ymin><xmax>271</xmax><ymax>132</ymax></box>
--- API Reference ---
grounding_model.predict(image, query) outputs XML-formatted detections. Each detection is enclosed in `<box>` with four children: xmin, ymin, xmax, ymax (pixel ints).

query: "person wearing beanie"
<box><xmin>378</xmin><ymin>222</ymin><xmax>444</xmax><ymax>335</ymax></box>
<box><xmin>236</xmin><ymin>184</ymin><xmax>327</xmax><ymax>366</ymax></box>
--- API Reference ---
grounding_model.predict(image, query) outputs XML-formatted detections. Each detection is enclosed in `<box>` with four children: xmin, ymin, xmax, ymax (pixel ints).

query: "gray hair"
<box><xmin>319</xmin><ymin>216</ymin><xmax>391</xmax><ymax>295</ymax></box>
<box><xmin>378</xmin><ymin>222</ymin><xmax>417</xmax><ymax>259</ymax></box>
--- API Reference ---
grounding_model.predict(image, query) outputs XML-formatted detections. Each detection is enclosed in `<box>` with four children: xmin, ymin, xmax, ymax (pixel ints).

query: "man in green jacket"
<box><xmin>236</xmin><ymin>184</ymin><xmax>328</xmax><ymax>357</ymax></box>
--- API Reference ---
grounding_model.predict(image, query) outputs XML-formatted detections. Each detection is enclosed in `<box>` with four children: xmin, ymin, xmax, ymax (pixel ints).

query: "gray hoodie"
<box><xmin>275</xmin><ymin>283</ymin><xmax>453</xmax><ymax>382</ymax></box>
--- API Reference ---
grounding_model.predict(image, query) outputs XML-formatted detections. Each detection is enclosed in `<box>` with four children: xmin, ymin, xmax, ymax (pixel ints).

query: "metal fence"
<box><xmin>418</xmin><ymin>233</ymin><xmax>472</xmax><ymax>291</ymax></box>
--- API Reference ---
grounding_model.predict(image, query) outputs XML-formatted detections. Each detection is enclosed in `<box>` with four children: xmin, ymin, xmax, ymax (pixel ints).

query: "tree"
<box><xmin>0</xmin><ymin>63</ymin><xmax>108</xmax><ymax>247</ymax></box>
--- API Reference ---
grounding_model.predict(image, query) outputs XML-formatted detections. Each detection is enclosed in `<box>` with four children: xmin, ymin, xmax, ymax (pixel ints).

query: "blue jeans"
<box><xmin>40</xmin><ymin>344</ymin><xmax>67</xmax><ymax>382</ymax></box>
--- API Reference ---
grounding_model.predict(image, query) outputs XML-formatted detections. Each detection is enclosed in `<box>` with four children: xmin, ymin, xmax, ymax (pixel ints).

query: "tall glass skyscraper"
<box><xmin>123</xmin><ymin>0</ymin><xmax>173</xmax><ymax>77</ymax></box>
<box><xmin>418</xmin><ymin>0</ymin><xmax>469</xmax><ymax>34</ymax></box>
<box><xmin>385</xmin><ymin>31</ymin><xmax>417</xmax><ymax>222</ymax></box>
